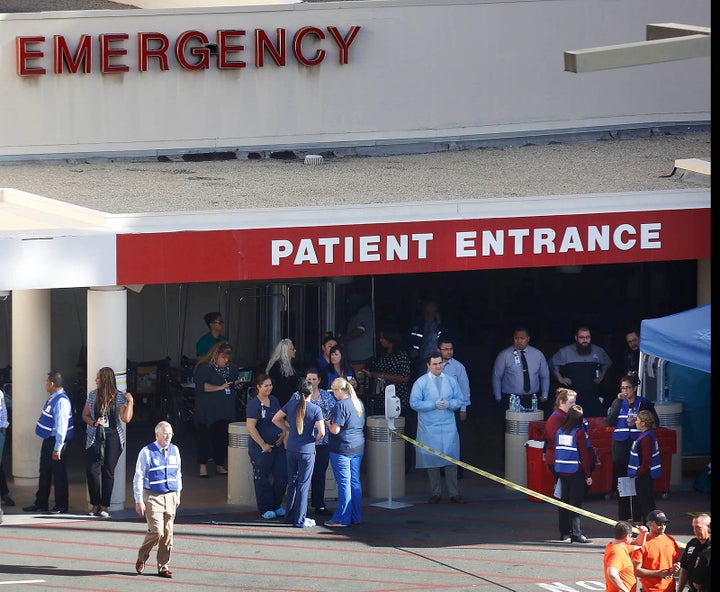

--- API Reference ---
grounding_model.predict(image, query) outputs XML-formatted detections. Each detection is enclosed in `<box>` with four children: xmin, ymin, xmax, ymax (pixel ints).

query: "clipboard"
<box><xmin>618</xmin><ymin>476</ymin><xmax>637</xmax><ymax>497</ymax></box>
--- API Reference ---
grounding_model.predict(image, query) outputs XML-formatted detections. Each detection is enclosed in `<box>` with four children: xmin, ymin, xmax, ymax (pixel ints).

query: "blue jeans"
<box><xmin>329</xmin><ymin>451</ymin><xmax>363</xmax><ymax>525</ymax></box>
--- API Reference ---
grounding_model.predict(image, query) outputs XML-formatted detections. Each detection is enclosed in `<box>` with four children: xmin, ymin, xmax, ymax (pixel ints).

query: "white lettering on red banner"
<box><xmin>15</xmin><ymin>26</ymin><xmax>361</xmax><ymax>76</ymax></box>
<box><xmin>453</xmin><ymin>223</ymin><xmax>661</xmax><ymax>257</ymax></box>
<box><xmin>115</xmin><ymin>210</ymin><xmax>708</xmax><ymax>285</ymax></box>
<box><xmin>272</xmin><ymin>233</ymin><xmax>434</xmax><ymax>265</ymax></box>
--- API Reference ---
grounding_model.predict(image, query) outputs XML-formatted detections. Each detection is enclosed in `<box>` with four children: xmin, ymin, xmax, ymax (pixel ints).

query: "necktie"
<box><xmin>520</xmin><ymin>350</ymin><xmax>531</xmax><ymax>393</ymax></box>
<box><xmin>435</xmin><ymin>375</ymin><xmax>443</xmax><ymax>394</ymax></box>
<box><xmin>162</xmin><ymin>447</ymin><xmax>168</xmax><ymax>458</ymax></box>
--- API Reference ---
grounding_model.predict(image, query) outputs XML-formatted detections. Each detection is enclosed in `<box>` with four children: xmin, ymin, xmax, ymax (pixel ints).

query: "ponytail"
<box><xmin>296</xmin><ymin>397</ymin><xmax>307</xmax><ymax>435</ymax></box>
<box><xmin>331</xmin><ymin>376</ymin><xmax>364</xmax><ymax>417</ymax></box>
<box><xmin>296</xmin><ymin>379</ymin><xmax>313</xmax><ymax>435</ymax></box>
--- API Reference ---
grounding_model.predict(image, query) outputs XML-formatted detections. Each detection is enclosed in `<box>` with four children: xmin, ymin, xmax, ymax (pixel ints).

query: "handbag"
<box><xmin>92</xmin><ymin>424</ymin><xmax>106</xmax><ymax>463</ymax></box>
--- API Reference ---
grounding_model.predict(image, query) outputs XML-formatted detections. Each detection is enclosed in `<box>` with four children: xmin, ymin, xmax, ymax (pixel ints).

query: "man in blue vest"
<box><xmin>23</xmin><ymin>371</ymin><xmax>74</xmax><ymax>514</ymax></box>
<box><xmin>133</xmin><ymin>421</ymin><xmax>182</xmax><ymax>579</ymax></box>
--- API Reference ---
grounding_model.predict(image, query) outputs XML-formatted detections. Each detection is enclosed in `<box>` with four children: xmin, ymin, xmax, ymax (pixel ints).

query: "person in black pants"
<box><xmin>0</xmin><ymin>466</ymin><xmax>15</xmax><ymax>506</ymax></box>
<box><xmin>23</xmin><ymin>371</ymin><xmax>74</xmax><ymax>514</ymax></box>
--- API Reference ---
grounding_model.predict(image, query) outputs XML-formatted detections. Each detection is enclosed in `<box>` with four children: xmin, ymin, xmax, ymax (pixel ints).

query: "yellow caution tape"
<box><xmin>389</xmin><ymin>427</ymin><xmax>687</xmax><ymax>547</ymax></box>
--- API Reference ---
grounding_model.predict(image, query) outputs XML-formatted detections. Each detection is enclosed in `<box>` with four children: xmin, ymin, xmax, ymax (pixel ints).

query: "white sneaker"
<box><xmin>302</xmin><ymin>518</ymin><xmax>316</xmax><ymax>528</ymax></box>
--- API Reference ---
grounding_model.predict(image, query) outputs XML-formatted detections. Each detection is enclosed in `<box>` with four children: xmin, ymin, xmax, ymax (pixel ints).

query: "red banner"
<box><xmin>116</xmin><ymin>208</ymin><xmax>710</xmax><ymax>285</ymax></box>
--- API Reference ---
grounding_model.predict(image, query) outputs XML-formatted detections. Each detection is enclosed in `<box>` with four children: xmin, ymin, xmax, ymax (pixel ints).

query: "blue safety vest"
<box><xmin>611</xmin><ymin>397</ymin><xmax>645</xmax><ymax>442</ymax></box>
<box><xmin>627</xmin><ymin>430</ymin><xmax>661</xmax><ymax>479</ymax></box>
<box><xmin>35</xmin><ymin>391</ymin><xmax>74</xmax><ymax>441</ymax></box>
<box><xmin>554</xmin><ymin>427</ymin><xmax>582</xmax><ymax>474</ymax></box>
<box><xmin>146</xmin><ymin>444</ymin><xmax>181</xmax><ymax>494</ymax></box>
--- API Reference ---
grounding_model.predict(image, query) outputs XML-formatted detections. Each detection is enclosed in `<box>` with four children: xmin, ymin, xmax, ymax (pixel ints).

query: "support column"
<box><xmin>320</xmin><ymin>281</ymin><xmax>336</xmax><ymax>336</ymax></box>
<box><xmin>87</xmin><ymin>286</ymin><xmax>128</xmax><ymax>512</ymax></box>
<box><xmin>12</xmin><ymin>289</ymin><xmax>51</xmax><ymax>486</ymax></box>
<box><xmin>697</xmin><ymin>258</ymin><xmax>710</xmax><ymax>305</ymax></box>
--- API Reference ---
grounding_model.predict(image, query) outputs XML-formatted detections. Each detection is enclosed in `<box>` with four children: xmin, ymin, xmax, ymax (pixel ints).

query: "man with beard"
<box><xmin>550</xmin><ymin>326</ymin><xmax>611</xmax><ymax>418</ymax></box>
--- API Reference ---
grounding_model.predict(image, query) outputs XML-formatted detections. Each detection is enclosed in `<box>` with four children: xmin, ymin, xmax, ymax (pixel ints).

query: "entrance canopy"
<box><xmin>640</xmin><ymin>304</ymin><xmax>711</xmax><ymax>373</ymax></box>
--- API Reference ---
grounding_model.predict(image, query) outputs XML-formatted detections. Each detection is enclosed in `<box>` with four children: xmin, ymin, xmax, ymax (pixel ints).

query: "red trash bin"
<box><xmin>526</xmin><ymin>440</ymin><xmax>555</xmax><ymax>502</ymax></box>
<box><xmin>529</xmin><ymin>420</ymin><xmax>546</xmax><ymax>441</ymax></box>
<box><xmin>588</xmin><ymin>425</ymin><xmax>614</xmax><ymax>497</ymax></box>
<box><xmin>653</xmin><ymin>427</ymin><xmax>677</xmax><ymax>494</ymax></box>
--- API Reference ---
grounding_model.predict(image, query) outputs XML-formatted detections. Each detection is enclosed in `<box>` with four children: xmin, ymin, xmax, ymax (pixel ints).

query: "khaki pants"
<box><xmin>137</xmin><ymin>490</ymin><xmax>179</xmax><ymax>571</ymax></box>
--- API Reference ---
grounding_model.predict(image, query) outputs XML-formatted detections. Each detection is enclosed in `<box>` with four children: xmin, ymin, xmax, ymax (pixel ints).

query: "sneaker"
<box><xmin>216</xmin><ymin>466</ymin><xmax>228</xmax><ymax>475</ymax></box>
<box><xmin>314</xmin><ymin>506</ymin><xmax>331</xmax><ymax>515</ymax></box>
<box><xmin>1</xmin><ymin>495</ymin><xmax>15</xmax><ymax>506</ymax></box>
<box><xmin>23</xmin><ymin>504</ymin><xmax>49</xmax><ymax>513</ymax></box>
<box><xmin>324</xmin><ymin>520</ymin><xmax>347</xmax><ymax>527</ymax></box>
<box><xmin>560</xmin><ymin>534</ymin><xmax>572</xmax><ymax>542</ymax></box>
<box><xmin>274</xmin><ymin>507</ymin><xmax>286</xmax><ymax>517</ymax></box>
<box><xmin>298</xmin><ymin>518</ymin><xmax>316</xmax><ymax>528</ymax></box>
<box><xmin>261</xmin><ymin>510</ymin><xmax>277</xmax><ymax>520</ymax></box>
<box><xmin>571</xmin><ymin>535</ymin><xmax>593</xmax><ymax>544</ymax></box>
<box><xmin>98</xmin><ymin>510</ymin><xmax>110</xmax><ymax>518</ymax></box>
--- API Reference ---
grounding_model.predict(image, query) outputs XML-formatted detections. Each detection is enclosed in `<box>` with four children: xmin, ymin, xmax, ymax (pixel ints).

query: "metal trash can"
<box><xmin>655</xmin><ymin>402</ymin><xmax>682</xmax><ymax>488</ymax></box>
<box><xmin>227</xmin><ymin>422</ymin><xmax>255</xmax><ymax>506</ymax></box>
<box><xmin>505</xmin><ymin>409</ymin><xmax>543</xmax><ymax>487</ymax></box>
<box><xmin>365</xmin><ymin>415</ymin><xmax>405</xmax><ymax>498</ymax></box>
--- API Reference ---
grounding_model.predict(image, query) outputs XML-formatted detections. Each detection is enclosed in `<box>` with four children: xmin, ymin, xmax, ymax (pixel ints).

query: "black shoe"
<box><xmin>2</xmin><ymin>495</ymin><xmax>15</xmax><ymax>506</ymax></box>
<box><xmin>50</xmin><ymin>507</ymin><xmax>68</xmax><ymax>514</ymax></box>
<box><xmin>315</xmin><ymin>507</ymin><xmax>331</xmax><ymax>516</ymax></box>
<box><xmin>570</xmin><ymin>535</ymin><xmax>593</xmax><ymax>544</ymax></box>
<box><xmin>23</xmin><ymin>504</ymin><xmax>49</xmax><ymax>513</ymax></box>
<box><xmin>560</xmin><ymin>534</ymin><xmax>572</xmax><ymax>542</ymax></box>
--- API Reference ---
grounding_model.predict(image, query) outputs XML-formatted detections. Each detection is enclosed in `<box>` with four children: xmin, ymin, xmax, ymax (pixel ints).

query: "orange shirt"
<box><xmin>631</xmin><ymin>533</ymin><xmax>681</xmax><ymax>592</ymax></box>
<box><xmin>604</xmin><ymin>541</ymin><xmax>636</xmax><ymax>592</ymax></box>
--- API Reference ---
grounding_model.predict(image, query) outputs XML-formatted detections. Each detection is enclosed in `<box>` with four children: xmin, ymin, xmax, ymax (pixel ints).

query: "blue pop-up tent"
<box><xmin>640</xmin><ymin>304</ymin><xmax>711</xmax><ymax>456</ymax></box>
<box><xmin>640</xmin><ymin>304</ymin><xmax>711</xmax><ymax>373</ymax></box>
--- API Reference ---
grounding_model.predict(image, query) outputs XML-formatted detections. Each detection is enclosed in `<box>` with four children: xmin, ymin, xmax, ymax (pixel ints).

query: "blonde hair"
<box><xmin>331</xmin><ymin>376</ymin><xmax>364</xmax><ymax>417</ymax></box>
<box><xmin>554</xmin><ymin>387</ymin><xmax>577</xmax><ymax>407</ymax></box>
<box><xmin>636</xmin><ymin>409</ymin><xmax>657</xmax><ymax>430</ymax></box>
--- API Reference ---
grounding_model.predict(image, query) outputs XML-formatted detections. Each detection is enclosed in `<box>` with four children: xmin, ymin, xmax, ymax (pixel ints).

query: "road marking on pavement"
<box><xmin>0</xmin><ymin>581</ymin><xmax>47</xmax><ymax>586</ymax></box>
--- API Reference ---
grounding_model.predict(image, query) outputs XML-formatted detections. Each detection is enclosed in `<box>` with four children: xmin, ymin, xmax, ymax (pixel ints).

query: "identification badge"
<box><xmin>225</xmin><ymin>388</ymin><xmax>231</xmax><ymax>395</ymax></box>
<box><xmin>558</xmin><ymin>434</ymin><xmax>573</xmax><ymax>446</ymax></box>
<box><xmin>102</xmin><ymin>417</ymin><xmax>109</xmax><ymax>428</ymax></box>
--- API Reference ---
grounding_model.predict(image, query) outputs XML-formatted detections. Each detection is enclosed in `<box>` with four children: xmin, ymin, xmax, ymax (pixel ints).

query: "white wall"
<box><xmin>0</xmin><ymin>0</ymin><xmax>711</xmax><ymax>158</ymax></box>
